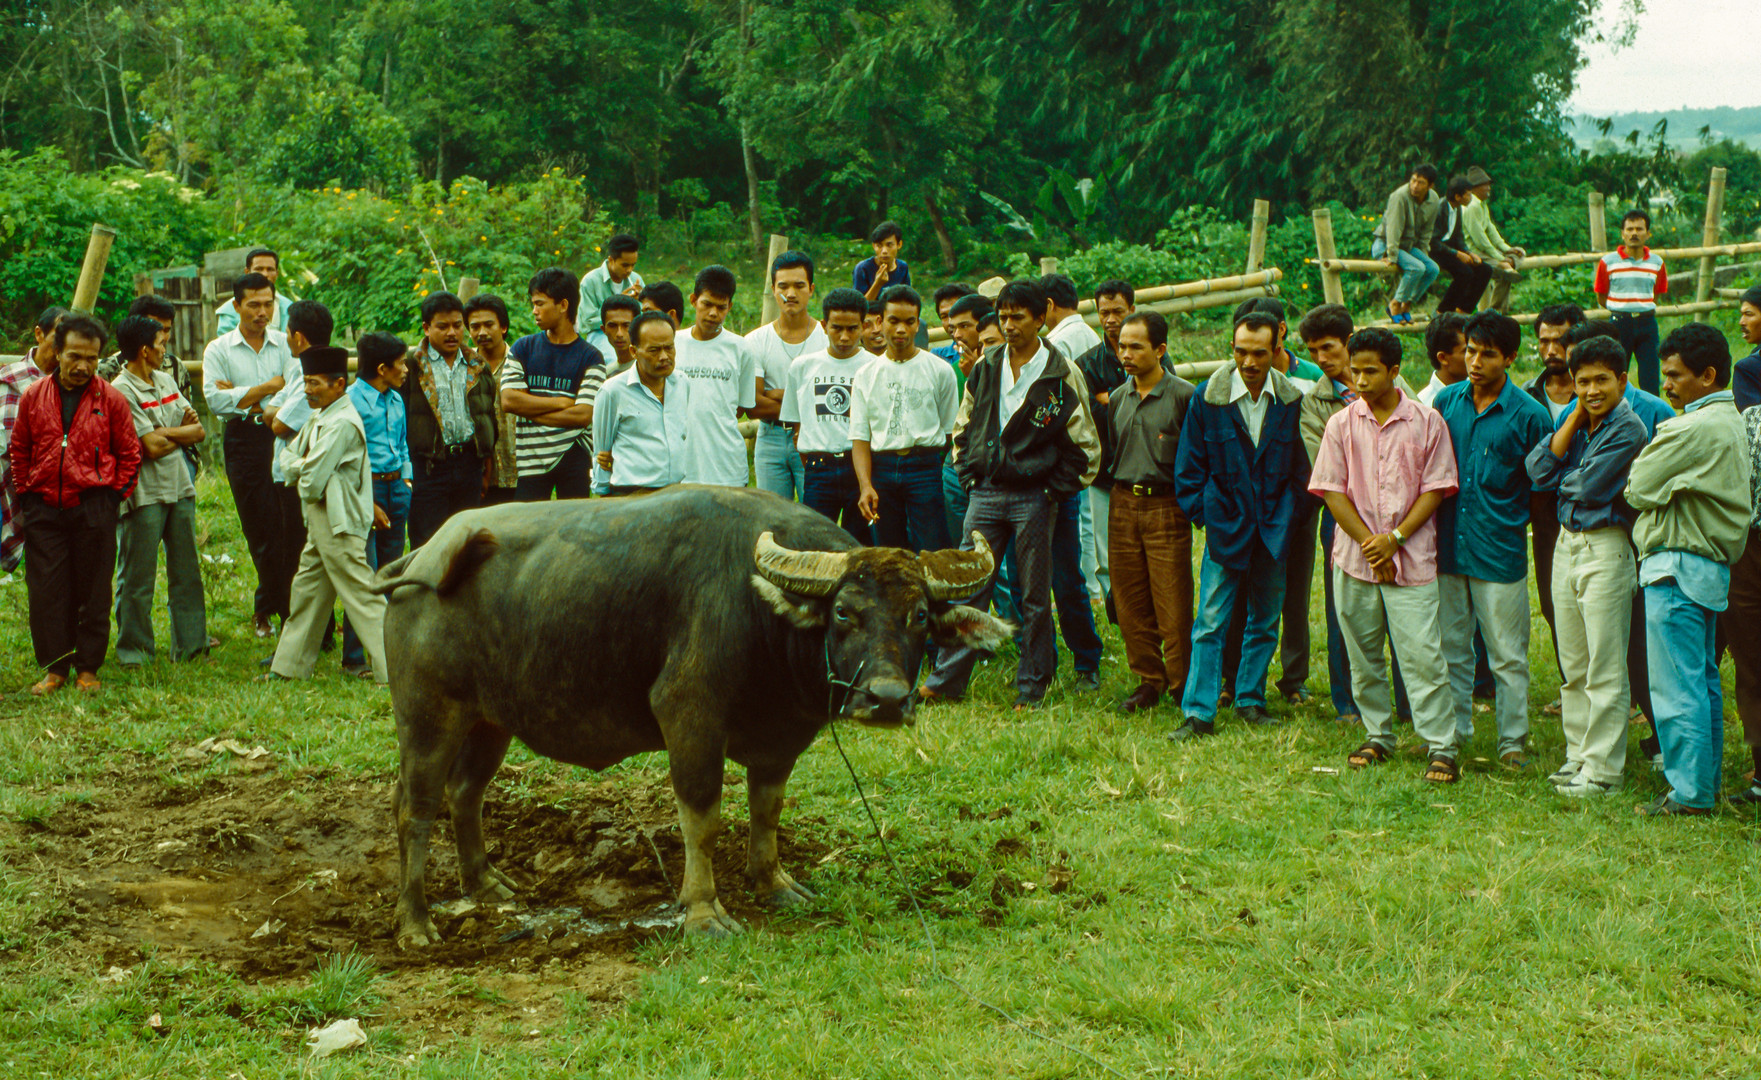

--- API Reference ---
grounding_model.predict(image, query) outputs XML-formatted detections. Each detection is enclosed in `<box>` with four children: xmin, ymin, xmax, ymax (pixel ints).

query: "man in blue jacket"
<box><xmin>1169</xmin><ymin>312</ymin><xmax>1311</xmax><ymax>740</ymax></box>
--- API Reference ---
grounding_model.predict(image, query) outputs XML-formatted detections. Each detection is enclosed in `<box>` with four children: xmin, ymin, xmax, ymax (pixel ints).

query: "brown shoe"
<box><xmin>1118</xmin><ymin>685</ymin><xmax>1162</xmax><ymax>713</ymax></box>
<box><xmin>29</xmin><ymin>673</ymin><xmax>66</xmax><ymax>696</ymax></box>
<box><xmin>74</xmin><ymin>671</ymin><xmax>101</xmax><ymax>692</ymax></box>
<box><xmin>253</xmin><ymin>616</ymin><xmax>273</xmax><ymax>639</ymax></box>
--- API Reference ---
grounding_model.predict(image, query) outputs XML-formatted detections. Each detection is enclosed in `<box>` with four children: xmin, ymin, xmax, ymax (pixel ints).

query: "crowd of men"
<box><xmin>4</xmin><ymin>218</ymin><xmax>1761</xmax><ymax>816</ymax></box>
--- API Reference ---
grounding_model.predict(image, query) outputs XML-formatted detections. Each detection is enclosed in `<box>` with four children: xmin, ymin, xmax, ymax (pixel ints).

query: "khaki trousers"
<box><xmin>271</xmin><ymin>501</ymin><xmax>389</xmax><ymax>682</ymax></box>
<box><xmin>1551</xmin><ymin>527</ymin><xmax>1636</xmax><ymax>784</ymax></box>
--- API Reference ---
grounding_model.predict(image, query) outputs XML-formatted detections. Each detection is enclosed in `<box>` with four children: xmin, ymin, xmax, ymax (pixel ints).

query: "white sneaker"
<box><xmin>1649</xmin><ymin>752</ymin><xmax>1666</xmax><ymax>773</ymax></box>
<box><xmin>1547</xmin><ymin>761</ymin><xmax>1583</xmax><ymax>786</ymax></box>
<box><xmin>1557</xmin><ymin>774</ymin><xmax>1621</xmax><ymax>798</ymax></box>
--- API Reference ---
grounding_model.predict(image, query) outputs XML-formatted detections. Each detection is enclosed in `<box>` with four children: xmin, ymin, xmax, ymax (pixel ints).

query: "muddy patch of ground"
<box><xmin>2</xmin><ymin>760</ymin><xmax>832</xmax><ymax>1034</ymax></box>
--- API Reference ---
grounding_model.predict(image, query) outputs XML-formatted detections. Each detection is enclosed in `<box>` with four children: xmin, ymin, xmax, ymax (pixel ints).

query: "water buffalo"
<box><xmin>373</xmin><ymin>485</ymin><xmax>1009</xmax><ymax>943</ymax></box>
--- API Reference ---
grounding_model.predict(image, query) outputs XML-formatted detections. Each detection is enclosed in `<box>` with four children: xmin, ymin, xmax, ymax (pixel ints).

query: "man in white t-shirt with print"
<box><xmin>673</xmin><ymin>265</ymin><xmax>759</xmax><ymax>486</ymax></box>
<box><xmin>746</xmin><ymin>250</ymin><xmax>828</xmax><ymax>501</ymax></box>
<box><xmin>851</xmin><ymin>285</ymin><xmax>959</xmax><ymax>551</ymax></box>
<box><xmin>782</xmin><ymin>288</ymin><xmax>873</xmax><ymax>541</ymax></box>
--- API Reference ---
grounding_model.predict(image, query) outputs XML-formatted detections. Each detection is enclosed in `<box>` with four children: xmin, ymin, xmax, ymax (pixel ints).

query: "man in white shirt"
<box><xmin>214</xmin><ymin>247</ymin><xmax>293</xmax><ymax>334</ymax></box>
<box><xmin>746</xmin><ymin>251</ymin><xmax>829</xmax><ymax>501</ymax></box>
<box><xmin>674</xmin><ymin>265</ymin><xmax>759</xmax><ymax>486</ymax></box>
<box><xmin>850</xmin><ymin>285</ymin><xmax>959</xmax><ymax>551</ymax></box>
<box><xmin>578</xmin><ymin>233</ymin><xmax>644</xmax><ymax>336</ymax></box>
<box><xmin>1041</xmin><ymin>273</ymin><xmax>1107</xmax><ymax>611</ymax></box>
<box><xmin>593</xmin><ymin>312</ymin><xmax>692</xmax><ymax>494</ymax></box>
<box><xmin>783</xmin><ymin>288</ymin><xmax>872</xmax><ymax>540</ymax></box>
<box><xmin>1419</xmin><ymin>312</ymin><xmax>1468</xmax><ymax>406</ymax></box>
<box><xmin>202</xmin><ymin>270</ymin><xmax>297</xmax><ymax>638</ymax></box>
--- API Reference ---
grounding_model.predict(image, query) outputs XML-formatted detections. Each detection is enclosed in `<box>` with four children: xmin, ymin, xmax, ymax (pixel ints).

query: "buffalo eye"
<box><xmin>834</xmin><ymin>603</ymin><xmax>852</xmax><ymax>623</ymax></box>
<box><xmin>912</xmin><ymin>607</ymin><xmax>929</xmax><ymax>627</ymax></box>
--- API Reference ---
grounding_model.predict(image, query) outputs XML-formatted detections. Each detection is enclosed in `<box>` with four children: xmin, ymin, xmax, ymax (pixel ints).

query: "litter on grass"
<box><xmin>307</xmin><ymin>1018</ymin><xmax>368</xmax><ymax>1058</ymax></box>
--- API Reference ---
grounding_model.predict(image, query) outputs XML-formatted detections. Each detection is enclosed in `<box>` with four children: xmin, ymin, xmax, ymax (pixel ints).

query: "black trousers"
<box><xmin>223</xmin><ymin>419</ymin><xmax>299</xmax><ymax>621</ymax></box>
<box><xmin>409</xmin><ymin>449</ymin><xmax>484</xmax><ymax>549</ymax></box>
<box><xmin>515</xmin><ymin>441</ymin><xmax>594</xmax><ymax>502</ymax></box>
<box><xmin>23</xmin><ymin>493</ymin><xmax>119</xmax><ymax>676</ymax></box>
<box><xmin>1435</xmin><ymin>254</ymin><xmax>1494</xmax><ymax>314</ymax></box>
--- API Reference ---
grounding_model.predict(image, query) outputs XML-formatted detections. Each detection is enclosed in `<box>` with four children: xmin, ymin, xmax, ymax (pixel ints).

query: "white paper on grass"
<box><xmin>307</xmin><ymin>1018</ymin><xmax>368</xmax><ymax>1058</ymax></box>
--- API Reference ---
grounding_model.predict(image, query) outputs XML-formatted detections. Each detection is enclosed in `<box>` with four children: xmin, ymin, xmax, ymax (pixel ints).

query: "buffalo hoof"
<box><xmin>683</xmin><ymin>900</ymin><xmax>745</xmax><ymax>937</ymax></box>
<box><xmin>396</xmin><ymin>918</ymin><xmax>441</xmax><ymax>949</ymax></box>
<box><xmin>762</xmin><ymin>877</ymin><xmax>819</xmax><ymax>908</ymax></box>
<box><xmin>469</xmin><ymin>866</ymin><xmax>518</xmax><ymax>902</ymax></box>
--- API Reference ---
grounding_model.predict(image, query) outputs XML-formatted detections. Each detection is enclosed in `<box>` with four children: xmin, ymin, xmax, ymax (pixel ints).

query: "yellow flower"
<box><xmin>553</xmin><ymin>250</ymin><xmax>561</xmax><ymax>255</ymax></box>
<box><xmin>420</xmin><ymin>289</ymin><xmax>429</xmax><ymax>297</ymax></box>
<box><xmin>593</xmin><ymin>245</ymin><xmax>601</xmax><ymax>253</ymax></box>
<box><xmin>446</xmin><ymin>260</ymin><xmax>455</xmax><ymax>265</ymax></box>
<box><xmin>1302</xmin><ymin>283</ymin><xmax>1309</xmax><ymax>290</ymax></box>
<box><xmin>396</xmin><ymin>248</ymin><xmax>404</xmax><ymax>254</ymax></box>
<box><xmin>479</xmin><ymin>235</ymin><xmax>487</xmax><ymax>242</ymax></box>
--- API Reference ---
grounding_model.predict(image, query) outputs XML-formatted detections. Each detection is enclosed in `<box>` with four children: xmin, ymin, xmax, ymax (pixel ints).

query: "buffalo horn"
<box><xmin>916</xmin><ymin>532</ymin><xmax>995</xmax><ymax>601</ymax></box>
<box><xmin>753</xmin><ymin>531</ymin><xmax>850</xmax><ymax>597</ymax></box>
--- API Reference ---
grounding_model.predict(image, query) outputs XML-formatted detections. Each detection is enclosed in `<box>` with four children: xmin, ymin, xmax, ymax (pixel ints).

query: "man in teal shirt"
<box><xmin>577</xmin><ymin>233</ymin><xmax>644</xmax><ymax>335</ymax></box>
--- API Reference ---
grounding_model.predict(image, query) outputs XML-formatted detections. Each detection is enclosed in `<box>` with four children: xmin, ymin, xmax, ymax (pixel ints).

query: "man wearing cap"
<box><xmin>265</xmin><ymin>346</ymin><xmax>388</xmax><ymax>684</ymax></box>
<box><xmin>1462</xmin><ymin>167</ymin><xmax>1525</xmax><ymax>313</ymax></box>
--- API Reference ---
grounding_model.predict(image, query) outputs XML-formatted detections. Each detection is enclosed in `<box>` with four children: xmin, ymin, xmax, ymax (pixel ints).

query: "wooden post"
<box><xmin>1312</xmin><ymin>208</ymin><xmax>1343</xmax><ymax>305</ymax></box>
<box><xmin>1245</xmin><ymin>199</ymin><xmax>1270</xmax><ymax>273</ymax></box>
<box><xmin>132</xmin><ymin>272</ymin><xmax>154</xmax><ymax>298</ymax></box>
<box><xmin>1588</xmin><ymin>191</ymin><xmax>1607</xmax><ymax>252</ymax></box>
<box><xmin>1039</xmin><ymin>256</ymin><xmax>1059</xmax><ymax>278</ymax></box>
<box><xmin>70</xmin><ymin>224</ymin><xmax>118</xmax><ymax>313</ymax></box>
<box><xmin>1694</xmin><ymin>167</ymin><xmax>1727</xmax><ymax>322</ymax></box>
<box><xmin>457</xmin><ymin>276</ymin><xmax>481</xmax><ymax>301</ymax></box>
<box><xmin>760</xmin><ymin>233</ymin><xmax>788</xmax><ymax>325</ymax></box>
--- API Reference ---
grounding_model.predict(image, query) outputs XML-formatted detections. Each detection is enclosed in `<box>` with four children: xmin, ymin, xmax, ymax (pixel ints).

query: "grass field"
<box><xmin>3</xmin><ymin>369</ymin><xmax>1760</xmax><ymax>1078</ymax></box>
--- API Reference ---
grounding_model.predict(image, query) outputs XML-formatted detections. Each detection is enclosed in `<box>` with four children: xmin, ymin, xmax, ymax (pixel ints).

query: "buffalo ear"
<box><xmin>751</xmin><ymin>575</ymin><xmax>825</xmax><ymax>629</ymax></box>
<box><xmin>930</xmin><ymin>604</ymin><xmax>1013</xmax><ymax>651</ymax></box>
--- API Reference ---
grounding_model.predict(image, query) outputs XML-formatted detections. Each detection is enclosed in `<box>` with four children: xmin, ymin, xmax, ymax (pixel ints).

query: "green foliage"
<box><xmin>237</xmin><ymin>171</ymin><xmax>614</xmax><ymax>337</ymax></box>
<box><xmin>257</xmin><ymin>951</ymin><xmax>384</xmax><ymax>1024</ymax></box>
<box><xmin>257</xmin><ymin>82</ymin><xmax>414</xmax><ymax>192</ymax></box>
<box><xmin>0</xmin><ymin>148</ymin><xmax>219</xmax><ymax>342</ymax></box>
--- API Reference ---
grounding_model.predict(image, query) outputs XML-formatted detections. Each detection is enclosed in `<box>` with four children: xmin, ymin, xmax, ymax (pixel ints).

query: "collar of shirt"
<box><xmin>1331</xmin><ymin>377</ymin><xmax>1358</xmax><ymax>402</ymax></box>
<box><xmin>1684</xmin><ymin>389</ymin><xmax>1733</xmax><ymax>414</ymax></box>
<box><xmin>999</xmin><ymin>343</ymin><xmax>1049</xmax><ymax>414</ymax></box>
<box><xmin>1347</xmin><ymin>390</ymin><xmax>1423</xmax><ymax>428</ymax></box>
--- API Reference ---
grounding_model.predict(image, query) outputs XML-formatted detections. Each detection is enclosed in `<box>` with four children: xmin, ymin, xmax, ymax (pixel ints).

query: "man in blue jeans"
<box><xmin>1170</xmin><ymin>312</ymin><xmax>1310</xmax><ymax>739</ymax></box>
<box><xmin>342</xmin><ymin>332</ymin><xmax>413</xmax><ymax>675</ymax></box>
<box><xmin>1369</xmin><ymin>164</ymin><xmax>1442</xmax><ymax>324</ymax></box>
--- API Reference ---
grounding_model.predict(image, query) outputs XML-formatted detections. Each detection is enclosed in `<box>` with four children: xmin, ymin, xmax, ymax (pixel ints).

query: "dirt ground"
<box><xmin>3</xmin><ymin>756</ymin><xmax>831</xmax><ymax>1037</ymax></box>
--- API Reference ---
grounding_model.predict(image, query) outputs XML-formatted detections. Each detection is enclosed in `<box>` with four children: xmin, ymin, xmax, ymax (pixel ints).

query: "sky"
<box><xmin>1571</xmin><ymin>0</ymin><xmax>1761</xmax><ymax>114</ymax></box>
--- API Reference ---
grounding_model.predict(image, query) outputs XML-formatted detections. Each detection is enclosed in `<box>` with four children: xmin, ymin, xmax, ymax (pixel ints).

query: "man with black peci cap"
<box><xmin>265</xmin><ymin>346</ymin><xmax>388</xmax><ymax>684</ymax></box>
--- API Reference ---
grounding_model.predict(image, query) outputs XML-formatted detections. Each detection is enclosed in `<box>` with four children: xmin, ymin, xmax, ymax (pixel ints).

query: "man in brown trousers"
<box><xmin>1108</xmin><ymin>311</ymin><xmax>1197</xmax><ymax>712</ymax></box>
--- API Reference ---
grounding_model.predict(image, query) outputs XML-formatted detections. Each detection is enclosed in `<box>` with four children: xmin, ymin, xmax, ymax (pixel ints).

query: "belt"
<box><xmin>372</xmin><ymin>471</ymin><xmax>401</xmax><ymax>481</ymax></box>
<box><xmin>1609</xmin><ymin>310</ymin><xmax>1654</xmax><ymax>319</ymax></box>
<box><xmin>1115</xmin><ymin>481</ymin><xmax>1176</xmax><ymax>498</ymax></box>
<box><xmin>429</xmin><ymin>441</ymin><xmax>476</xmax><ymax>462</ymax></box>
<box><xmin>800</xmin><ymin>450</ymin><xmax>852</xmax><ymax>467</ymax></box>
<box><xmin>875</xmin><ymin>445</ymin><xmax>942</xmax><ymax>458</ymax></box>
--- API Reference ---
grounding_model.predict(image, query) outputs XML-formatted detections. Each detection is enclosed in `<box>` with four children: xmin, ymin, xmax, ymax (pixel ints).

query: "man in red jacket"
<box><xmin>10</xmin><ymin>315</ymin><xmax>141</xmax><ymax>695</ymax></box>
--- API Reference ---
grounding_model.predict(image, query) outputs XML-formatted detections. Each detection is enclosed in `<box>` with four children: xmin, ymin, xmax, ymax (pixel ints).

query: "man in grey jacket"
<box><xmin>1371</xmin><ymin>164</ymin><xmax>1442</xmax><ymax>324</ymax></box>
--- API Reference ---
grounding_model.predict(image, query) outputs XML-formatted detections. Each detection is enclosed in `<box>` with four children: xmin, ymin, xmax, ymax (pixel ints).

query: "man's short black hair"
<box><xmin>868</xmin><ymin>221</ymin><xmax>903</xmax><ymax>245</ymax></box>
<box><xmin>1094</xmin><ymin>279</ymin><xmax>1135</xmax><ymax>306</ymax></box>
<box><xmin>1042</xmin><ymin>274</ymin><xmax>1079</xmax><ymax>311</ymax></box>
<box><xmin>128</xmin><ymin>295</ymin><xmax>176</xmax><ymax>322</ymax></box>
<box><xmin>115</xmin><ymin>315</ymin><xmax>162</xmax><ymax>364</ymax></box>
<box><xmin>357</xmin><ymin>331</ymin><xmax>408</xmax><ymax>379</ymax></box>
<box><xmin>1463</xmin><ymin>310</ymin><xmax>1521</xmax><ymax>359</ymax></box>
<box><xmin>1569</xmin><ymin>319</ymin><xmax>1621</xmax><ymax>348</ymax></box>
<box><xmin>771</xmin><ymin>250</ymin><xmax>815</xmax><ymax>285</ymax></box>
<box><xmin>244</xmin><ymin>246</ymin><xmax>279</xmax><ymax>269</ymax></box>
<box><xmin>1235</xmin><ymin>311</ymin><xmax>1281</xmax><ymax>344</ymax></box>
<box><xmin>1425</xmin><ymin>311</ymin><xmax>1467</xmax><ymax>368</ymax></box>
<box><xmin>1121</xmin><ymin>311</ymin><xmax>1168</xmax><ymax>349</ymax></box>
<box><xmin>601</xmin><ymin>294</ymin><xmax>642</xmax><ymax>323</ymax></box>
<box><xmin>54</xmin><ymin>314</ymin><xmax>107</xmax><ymax>354</ymax></box>
<box><xmin>1446</xmin><ymin>175</ymin><xmax>1474</xmax><ymax>200</ymax></box>
<box><xmin>880</xmin><ymin>284</ymin><xmax>922</xmax><ymax>315</ymax></box>
<box><xmin>821</xmin><ymin>288</ymin><xmax>868</xmax><ymax>320</ymax></box>
<box><xmin>1347</xmin><ymin>326</ymin><xmax>1403</xmax><ymax>369</ymax></box>
<box><xmin>33</xmin><ymin>305</ymin><xmax>68</xmax><ymax>333</ymax></box>
<box><xmin>287</xmin><ymin>299</ymin><xmax>334</xmax><ymax>347</ymax></box>
<box><xmin>640</xmin><ymin>280</ymin><xmax>685</xmax><ymax>321</ymax></box>
<box><xmin>630</xmin><ymin>310</ymin><xmax>676</xmax><ymax>346</ymax></box>
<box><xmin>866</xmin><ymin>298</ymin><xmax>887</xmax><ymax>317</ymax></box>
<box><xmin>693</xmin><ymin>264</ymin><xmax>737</xmax><ymax>301</ymax></box>
<box><xmin>1234</xmin><ymin>296</ymin><xmax>1286</xmax><ymax>325</ymax></box>
<box><xmin>932</xmin><ymin>282</ymin><xmax>975</xmax><ymax>311</ymax></box>
<box><xmin>1297</xmin><ymin>303</ymin><xmax>1353</xmax><ymax>345</ymax></box>
<box><xmin>420</xmin><ymin>290</ymin><xmax>467</xmax><ymax>327</ymax></box>
<box><xmin>1412</xmin><ymin>163</ymin><xmax>1440</xmax><ymax>185</ymax></box>
<box><xmin>977</xmin><ymin>312</ymin><xmax>999</xmax><ymax>334</ymax></box>
<box><xmin>528</xmin><ymin>267</ymin><xmax>580</xmax><ymax>321</ymax></box>
<box><xmin>607</xmin><ymin>233</ymin><xmax>640</xmax><ymax>258</ymax></box>
<box><xmin>233</xmin><ymin>271</ymin><xmax>275</xmax><ymax>303</ymax></box>
<box><xmin>995</xmin><ymin>278</ymin><xmax>1046</xmax><ymax>318</ymax></box>
<box><xmin>464</xmin><ymin>294</ymin><xmax>510</xmax><ymax>331</ymax></box>
<box><xmin>947</xmin><ymin>293</ymin><xmax>993</xmax><ymax>320</ymax></box>
<box><xmin>1535</xmin><ymin>302</ymin><xmax>1586</xmax><ymax>335</ymax></box>
<box><xmin>1660</xmin><ymin>322</ymin><xmax>1732</xmax><ymax>388</ymax></box>
<box><xmin>1622</xmin><ymin>208</ymin><xmax>1651</xmax><ymax>228</ymax></box>
<box><xmin>1569</xmin><ymin>336</ymin><xmax>1629</xmax><ymax>378</ymax></box>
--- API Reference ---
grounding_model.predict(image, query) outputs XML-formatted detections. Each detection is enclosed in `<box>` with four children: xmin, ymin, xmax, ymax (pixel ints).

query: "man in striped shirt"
<box><xmin>1593</xmin><ymin>209</ymin><xmax>1668</xmax><ymax>395</ymax></box>
<box><xmin>500</xmin><ymin>268</ymin><xmax>605</xmax><ymax>500</ymax></box>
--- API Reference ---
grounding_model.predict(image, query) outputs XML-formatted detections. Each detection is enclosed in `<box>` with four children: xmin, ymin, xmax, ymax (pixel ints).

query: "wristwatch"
<box><xmin>1391</xmin><ymin>527</ymin><xmax>1407</xmax><ymax>546</ymax></box>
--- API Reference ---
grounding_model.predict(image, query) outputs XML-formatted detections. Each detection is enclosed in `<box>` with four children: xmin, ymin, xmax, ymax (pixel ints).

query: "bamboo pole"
<box><xmin>925</xmin><ymin>282</ymin><xmax>1279</xmax><ymax>344</ymax></box>
<box><xmin>1588</xmin><ymin>191</ymin><xmax>1607</xmax><ymax>253</ymax></box>
<box><xmin>1077</xmin><ymin>268</ymin><xmax>1282</xmax><ymax>313</ymax></box>
<box><xmin>1372</xmin><ymin>298</ymin><xmax>1738</xmax><ymax>334</ymax></box>
<box><xmin>70</xmin><ymin>224</ymin><xmax>118</xmax><ymax>313</ymax></box>
<box><xmin>1173</xmin><ymin>358</ymin><xmax>1230</xmax><ymax>382</ymax></box>
<box><xmin>1695</xmin><ymin>167</ymin><xmax>1727</xmax><ymax>322</ymax></box>
<box><xmin>457</xmin><ymin>276</ymin><xmax>481</xmax><ymax>301</ymax></box>
<box><xmin>760</xmin><ymin>233</ymin><xmax>788</xmax><ymax>325</ymax></box>
<box><xmin>1716</xmin><ymin>287</ymin><xmax>1756</xmax><ymax>301</ymax></box>
<box><xmin>1312</xmin><ymin>208</ymin><xmax>1344</xmax><ymax>305</ymax></box>
<box><xmin>1039</xmin><ymin>256</ymin><xmax>1060</xmax><ymax>278</ymax></box>
<box><xmin>1246</xmin><ymin>199</ymin><xmax>1270</xmax><ymax>274</ymax></box>
<box><xmin>1325</xmin><ymin>241</ymin><xmax>1761</xmax><ymax>274</ymax></box>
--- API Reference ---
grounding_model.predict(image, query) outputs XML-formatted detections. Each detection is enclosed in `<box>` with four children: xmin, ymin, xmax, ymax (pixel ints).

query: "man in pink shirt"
<box><xmin>1310</xmin><ymin>327</ymin><xmax>1463</xmax><ymax>783</ymax></box>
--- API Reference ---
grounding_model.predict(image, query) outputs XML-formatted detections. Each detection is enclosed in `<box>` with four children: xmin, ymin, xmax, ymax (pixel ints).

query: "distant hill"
<box><xmin>1569</xmin><ymin>107</ymin><xmax>1761</xmax><ymax>150</ymax></box>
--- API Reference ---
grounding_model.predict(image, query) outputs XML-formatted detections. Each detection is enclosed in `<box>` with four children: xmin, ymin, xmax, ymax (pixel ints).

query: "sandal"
<box><xmin>1634</xmin><ymin>795</ymin><xmax>1710</xmax><ymax>817</ymax></box>
<box><xmin>1423</xmin><ymin>754</ymin><xmax>1459</xmax><ymax>784</ymax></box>
<box><xmin>1500</xmin><ymin>750</ymin><xmax>1531</xmax><ymax>770</ymax></box>
<box><xmin>1348</xmin><ymin>741</ymin><xmax>1392</xmax><ymax>769</ymax></box>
